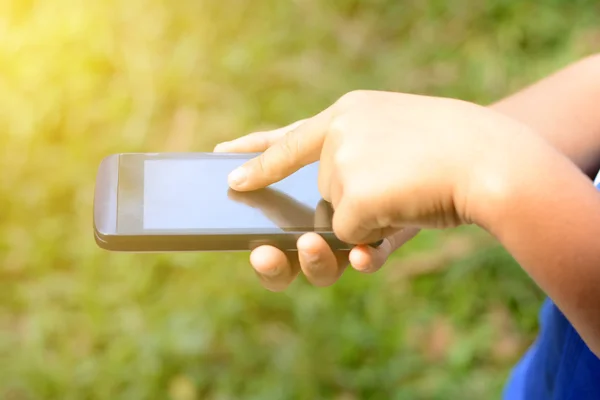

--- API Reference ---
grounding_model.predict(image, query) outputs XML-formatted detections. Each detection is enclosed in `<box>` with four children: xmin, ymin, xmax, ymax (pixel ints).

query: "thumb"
<box><xmin>228</xmin><ymin>110</ymin><xmax>333</xmax><ymax>191</ymax></box>
<box><xmin>332</xmin><ymin>196</ymin><xmax>397</xmax><ymax>245</ymax></box>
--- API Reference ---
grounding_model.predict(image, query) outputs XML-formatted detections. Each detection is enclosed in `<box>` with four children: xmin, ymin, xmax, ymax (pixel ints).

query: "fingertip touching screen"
<box><xmin>116</xmin><ymin>154</ymin><xmax>333</xmax><ymax>234</ymax></box>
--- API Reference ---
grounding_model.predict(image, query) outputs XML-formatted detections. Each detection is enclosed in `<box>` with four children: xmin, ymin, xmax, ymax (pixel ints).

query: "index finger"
<box><xmin>227</xmin><ymin>108</ymin><xmax>334</xmax><ymax>191</ymax></box>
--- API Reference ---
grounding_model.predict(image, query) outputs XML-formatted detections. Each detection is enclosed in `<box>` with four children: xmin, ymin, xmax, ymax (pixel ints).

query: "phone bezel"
<box><xmin>93</xmin><ymin>153</ymin><xmax>353</xmax><ymax>251</ymax></box>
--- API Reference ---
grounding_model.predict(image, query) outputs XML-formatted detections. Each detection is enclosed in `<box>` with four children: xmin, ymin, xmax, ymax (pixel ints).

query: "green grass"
<box><xmin>1</xmin><ymin>1</ymin><xmax>598</xmax><ymax>398</ymax></box>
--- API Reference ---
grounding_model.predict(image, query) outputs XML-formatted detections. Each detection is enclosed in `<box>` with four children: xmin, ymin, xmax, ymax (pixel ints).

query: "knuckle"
<box><xmin>253</xmin><ymin>144</ymin><xmax>291</xmax><ymax>181</ymax></box>
<box><xmin>329</xmin><ymin>115</ymin><xmax>349</xmax><ymax>137</ymax></box>
<box><xmin>254</xmin><ymin>154</ymin><xmax>269</xmax><ymax>176</ymax></box>
<box><xmin>332</xmin><ymin>147</ymin><xmax>355</xmax><ymax>169</ymax></box>
<box><xmin>254</xmin><ymin>132</ymin><xmax>274</xmax><ymax>149</ymax></box>
<box><xmin>280</xmin><ymin>133</ymin><xmax>300</xmax><ymax>160</ymax></box>
<box><xmin>337</xmin><ymin>90</ymin><xmax>368</xmax><ymax>108</ymax></box>
<box><xmin>386</xmin><ymin>234</ymin><xmax>399</xmax><ymax>251</ymax></box>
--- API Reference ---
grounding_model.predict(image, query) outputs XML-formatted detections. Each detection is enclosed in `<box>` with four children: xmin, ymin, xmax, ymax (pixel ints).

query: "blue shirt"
<box><xmin>502</xmin><ymin>173</ymin><xmax>600</xmax><ymax>399</ymax></box>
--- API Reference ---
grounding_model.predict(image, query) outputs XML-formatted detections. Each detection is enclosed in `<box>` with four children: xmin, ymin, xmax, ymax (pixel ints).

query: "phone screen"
<box><xmin>116</xmin><ymin>154</ymin><xmax>333</xmax><ymax>234</ymax></box>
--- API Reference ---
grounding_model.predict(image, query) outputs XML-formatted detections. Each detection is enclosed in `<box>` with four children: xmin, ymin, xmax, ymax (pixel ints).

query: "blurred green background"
<box><xmin>1</xmin><ymin>1</ymin><xmax>598</xmax><ymax>399</ymax></box>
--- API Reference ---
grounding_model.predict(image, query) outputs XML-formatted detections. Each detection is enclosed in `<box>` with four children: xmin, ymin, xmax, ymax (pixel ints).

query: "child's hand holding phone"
<box><xmin>217</xmin><ymin>88</ymin><xmax>600</xmax><ymax>358</ymax></box>
<box><xmin>214</xmin><ymin>90</ymin><xmax>549</xmax><ymax>290</ymax></box>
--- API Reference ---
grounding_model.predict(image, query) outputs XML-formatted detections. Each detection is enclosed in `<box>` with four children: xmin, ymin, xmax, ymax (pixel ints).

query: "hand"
<box><xmin>215</xmin><ymin>113</ymin><xmax>421</xmax><ymax>291</ymax></box>
<box><xmin>216</xmin><ymin>90</ymin><xmax>536</xmax><ymax>290</ymax></box>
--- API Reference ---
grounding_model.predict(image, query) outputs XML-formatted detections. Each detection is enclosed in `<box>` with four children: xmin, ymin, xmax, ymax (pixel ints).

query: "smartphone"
<box><xmin>93</xmin><ymin>152</ymin><xmax>355</xmax><ymax>252</ymax></box>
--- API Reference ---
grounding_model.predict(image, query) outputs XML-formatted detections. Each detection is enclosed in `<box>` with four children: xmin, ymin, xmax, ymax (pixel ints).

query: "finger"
<box><xmin>331</xmin><ymin>190</ymin><xmax>400</xmax><ymax>245</ymax></box>
<box><xmin>250</xmin><ymin>245</ymin><xmax>300</xmax><ymax>292</ymax></box>
<box><xmin>297</xmin><ymin>232</ymin><xmax>349</xmax><ymax>287</ymax></box>
<box><xmin>349</xmin><ymin>228</ymin><xmax>421</xmax><ymax>273</ymax></box>
<box><xmin>227</xmin><ymin>109</ymin><xmax>334</xmax><ymax>191</ymax></box>
<box><xmin>214</xmin><ymin>120</ymin><xmax>306</xmax><ymax>153</ymax></box>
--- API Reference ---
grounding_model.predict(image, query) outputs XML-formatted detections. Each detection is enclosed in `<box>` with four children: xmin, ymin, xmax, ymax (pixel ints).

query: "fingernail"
<box><xmin>228</xmin><ymin>168</ymin><xmax>247</xmax><ymax>186</ymax></box>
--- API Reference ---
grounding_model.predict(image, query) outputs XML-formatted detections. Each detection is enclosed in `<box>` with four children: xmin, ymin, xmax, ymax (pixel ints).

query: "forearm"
<box><xmin>489</xmin><ymin>54</ymin><xmax>600</xmax><ymax>177</ymax></box>
<box><xmin>479</xmin><ymin>135</ymin><xmax>600</xmax><ymax>357</ymax></box>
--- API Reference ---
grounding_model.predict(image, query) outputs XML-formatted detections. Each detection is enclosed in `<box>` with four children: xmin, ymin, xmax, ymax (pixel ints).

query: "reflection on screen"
<box><xmin>143</xmin><ymin>159</ymin><xmax>332</xmax><ymax>231</ymax></box>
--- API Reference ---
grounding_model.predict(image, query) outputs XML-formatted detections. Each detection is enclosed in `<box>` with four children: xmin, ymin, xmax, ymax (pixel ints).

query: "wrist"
<box><xmin>466</xmin><ymin>124</ymin><xmax>581</xmax><ymax>236</ymax></box>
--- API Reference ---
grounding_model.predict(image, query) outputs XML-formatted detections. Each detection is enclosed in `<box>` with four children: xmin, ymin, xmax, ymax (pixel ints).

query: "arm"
<box><xmin>489</xmin><ymin>54</ymin><xmax>600</xmax><ymax>177</ymax></box>
<box><xmin>214</xmin><ymin>54</ymin><xmax>600</xmax><ymax>296</ymax></box>
<box><xmin>485</xmin><ymin>55</ymin><xmax>600</xmax><ymax>355</ymax></box>
<box><xmin>476</xmin><ymin>134</ymin><xmax>600</xmax><ymax>357</ymax></box>
<box><xmin>226</xmin><ymin>87</ymin><xmax>600</xmax><ymax>356</ymax></box>
<box><xmin>481</xmin><ymin>55</ymin><xmax>600</xmax><ymax>355</ymax></box>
